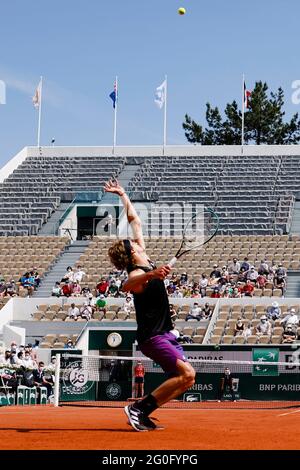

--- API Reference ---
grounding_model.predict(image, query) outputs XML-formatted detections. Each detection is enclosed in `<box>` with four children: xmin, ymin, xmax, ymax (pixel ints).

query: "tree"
<box><xmin>183</xmin><ymin>81</ymin><xmax>300</xmax><ymax>145</ymax></box>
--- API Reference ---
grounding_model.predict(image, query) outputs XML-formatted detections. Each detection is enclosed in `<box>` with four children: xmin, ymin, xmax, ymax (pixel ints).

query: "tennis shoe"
<box><xmin>125</xmin><ymin>405</ymin><xmax>152</xmax><ymax>432</ymax></box>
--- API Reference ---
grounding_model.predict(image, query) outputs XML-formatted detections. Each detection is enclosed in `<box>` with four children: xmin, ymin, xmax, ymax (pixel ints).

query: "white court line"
<box><xmin>277</xmin><ymin>409</ymin><xmax>300</xmax><ymax>417</ymax></box>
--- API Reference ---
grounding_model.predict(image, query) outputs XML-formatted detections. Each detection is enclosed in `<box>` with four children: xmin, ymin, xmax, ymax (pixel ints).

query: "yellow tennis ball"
<box><xmin>178</xmin><ymin>7</ymin><xmax>186</xmax><ymax>15</ymax></box>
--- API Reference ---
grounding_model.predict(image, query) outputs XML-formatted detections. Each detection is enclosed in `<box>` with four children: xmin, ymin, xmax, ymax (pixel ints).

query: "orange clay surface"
<box><xmin>0</xmin><ymin>405</ymin><xmax>299</xmax><ymax>450</ymax></box>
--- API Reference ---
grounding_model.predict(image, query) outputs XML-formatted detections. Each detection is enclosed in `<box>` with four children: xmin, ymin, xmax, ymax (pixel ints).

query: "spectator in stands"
<box><xmin>95</xmin><ymin>294</ymin><xmax>106</xmax><ymax>313</ymax></box>
<box><xmin>275</xmin><ymin>263</ymin><xmax>287</xmax><ymax>279</ymax></box>
<box><xmin>220</xmin><ymin>266</ymin><xmax>229</xmax><ymax>285</ymax></box>
<box><xmin>107</xmin><ymin>279</ymin><xmax>119</xmax><ymax>297</ymax></box>
<box><xmin>123</xmin><ymin>295</ymin><xmax>134</xmax><ymax>316</ymax></box>
<box><xmin>237</xmin><ymin>268</ymin><xmax>247</xmax><ymax>283</ymax></box>
<box><xmin>61</xmin><ymin>280</ymin><xmax>72</xmax><ymax>297</ymax></box>
<box><xmin>234</xmin><ymin>318</ymin><xmax>245</xmax><ymax>336</ymax></box>
<box><xmin>199</xmin><ymin>274</ymin><xmax>208</xmax><ymax>297</ymax></box>
<box><xmin>240</xmin><ymin>257</ymin><xmax>250</xmax><ymax>272</ymax></box>
<box><xmin>61</xmin><ymin>266</ymin><xmax>74</xmax><ymax>283</ymax></box>
<box><xmin>33</xmin><ymin>361</ymin><xmax>53</xmax><ymax>398</ymax></box>
<box><xmin>171</xmin><ymin>286</ymin><xmax>183</xmax><ymax>298</ymax></box>
<box><xmin>52</xmin><ymin>282</ymin><xmax>61</xmax><ymax>297</ymax></box>
<box><xmin>186</xmin><ymin>302</ymin><xmax>202</xmax><ymax>321</ymax></box>
<box><xmin>96</xmin><ymin>277</ymin><xmax>109</xmax><ymax>296</ymax></box>
<box><xmin>258</xmin><ymin>260</ymin><xmax>269</xmax><ymax>276</ymax></box>
<box><xmin>202</xmin><ymin>303</ymin><xmax>212</xmax><ymax>319</ymax></box>
<box><xmin>281</xmin><ymin>324</ymin><xmax>297</xmax><ymax>344</ymax></box>
<box><xmin>20</xmin><ymin>272</ymin><xmax>35</xmax><ymax>296</ymax></box>
<box><xmin>80</xmin><ymin>302</ymin><xmax>92</xmax><ymax>321</ymax></box>
<box><xmin>64</xmin><ymin>339</ymin><xmax>74</xmax><ymax>349</ymax></box>
<box><xmin>47</xmin><ymin>356</ymin><xmax>56</xmax><ymax>373</ymax></box>
<box><xmin>16</xmin><ymin>351</ymin><xmax>24</xmax><ymax>366</ymax></box>
<box><xmin>6</xmin><ymin>280</ymin><xmax>18</xmax><ymax>297</ymax></box>
<box><xmin>256</xmin><ymin>273</ymin><xmax>267</xmax><ymax>290</ymax></box>
<box><xmin>232</xmin><ymin>287</ymin><xmax>242</xmax><ymax>298</ymax></box>
<box><xmin>243</xmin><ymin>324</ymin><xmax>253</xmax><ymax>340</ymax></box>
<box><xmin>22</xmin><ymin>350</ymin><xmax>36</xmax><ymax>369</ymax></box>
<box><xmin>177</xmin><ymin>332</ymin><xmax>194</xmax><ymax>344</ymax></box>
<box><xmin>211</xmin><ymin>286</ymin><xmax>221</xmax><ymax>298</ymax></box>
<box><xmin>170</xmin><ymin>272</ymin><xmax>179</xmax><ymax>287</ymax></box>
<box><xmin>274</xmin><ymin>274</ymin><xmax>286</xmax><ymax>296</ymax></box>
<box><xmin>72</xmin><ymin>281</ymin><xmax>82</xmax><ymax>296</ymax></box>
<box><xmin>31</xmin><ymin>268</ymin><xmax>41</xmax><ymax>288</ymax></box>
<box><xmin>256</xmin><ymin>315</ymin><xmax>272</xmax><ymax>336</ymax></box>
<box><xmin>0</xmin><ymin>279</ymin><xmax>7</xmax><ymax>297</ymax></box>
<box><xmin>68</xmin><ymin>303</ymin><xmax>80</xmax><ymax>320</ymax></box>
<box><xmin>169</xmin><ymin>304</ymin><xmax>177</xmax><ymax>321</ymax></box>
<box><xmin>10</xmin><ymin>341</ymin><xmax>18</xmax><ymax>354</ymax></box>
<box><xmin>228</xmin><ymin>258</ymin><xmax>240</xmax><ymax>275</ymax></box>
<box><xmin>241</xmin><ymin>280</ymin><xmax>254</xmax><ymax>297</ymax></box>
<box><xmin>266</xmin><ymin>301</ymin><xmax>281</xmax><ymax>321</ymax></box>
<box><xmin>180</xmin><ymin>272</ymin><xmax>188</xmax><ymax>286</ymax></box>
<box><xmin>191</xmin><ymin>288</ymin><xmax>201</xmax><ymax>298</ymax></box>
<box><xmin>280</xmin><ymin>308</ymin><xmax>299</xmax><ymax>328</ymax></box>
<box><xmin>81</xmin><ymin>286</ymin><xmax>91</xmax><ymax>296</ymax></box>
<box><xmin>246</xmin><ymin>266</ymin><xmax>259</xmax><ymax>283</ymax></box>
<box><xmin>73</xmin><ymin>266</ymin><xmax>86</xmax><ymax>284</ymax></box>
<box><xmin>210</xmin><ymin>264</ymin><xmax>221</xmax><ymax>281</ymax></box>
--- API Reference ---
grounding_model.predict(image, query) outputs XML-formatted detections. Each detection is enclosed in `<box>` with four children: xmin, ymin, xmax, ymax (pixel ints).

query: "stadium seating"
<box><xmin>0</xmin><ymin>236</ymin><xmax>69</xmax><ymax>288</ymax></box>
<box><xmin>127</xmin><ymin>155</ymin><xmax>298</xmax><ymax>234</ymax></box>
<box><xmin>0</xmin><ymin>156</ymin><xmax>125</xmax><ymax>235</ymax></box>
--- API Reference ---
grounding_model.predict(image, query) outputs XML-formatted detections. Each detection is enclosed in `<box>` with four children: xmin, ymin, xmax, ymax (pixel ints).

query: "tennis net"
<box><xmin>54</xmin><ymin>353</ymin><xmax>300</xmax><ymax>409</ymax></box>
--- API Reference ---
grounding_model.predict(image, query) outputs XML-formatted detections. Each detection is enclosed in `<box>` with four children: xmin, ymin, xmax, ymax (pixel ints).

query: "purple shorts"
<box><xmin>139</xmin><ymin>331</ymin><xmax>186</xmax><ymax>375</ymax></box>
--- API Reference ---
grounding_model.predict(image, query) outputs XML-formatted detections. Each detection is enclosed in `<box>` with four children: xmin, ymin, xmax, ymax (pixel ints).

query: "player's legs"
<box><xmin>125</xmin><ymin>333</ymin><xmax>195</xmax><ymax>431</ymax></box>
<box><xmin>151</xmin><ymin>359</ymin><xmax>195</xmax><ymax>406</ymax></box>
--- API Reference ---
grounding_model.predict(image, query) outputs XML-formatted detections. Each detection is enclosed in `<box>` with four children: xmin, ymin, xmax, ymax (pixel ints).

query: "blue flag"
<box><xmin>109</xmin><ymin>81</ymin><xmax>117</xmax><ymax>108</ymax></box>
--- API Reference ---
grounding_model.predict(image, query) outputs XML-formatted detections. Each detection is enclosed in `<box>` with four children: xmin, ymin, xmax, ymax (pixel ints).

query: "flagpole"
<box><xmin>37</xmin><ymin>76</ymin><xmax>43</xmax><ymax>147</ymax></box>
<box><xmin>241</xmin><ymin>73</ymin><xmax>245</xmax><ymax>152</ymax></box>
<box><xmin>112</xmin><ymin>76</ymin><xmax>118</xmax><ymax>155</ymax></box>
<box><xmin>163</xmin><ymin>75</ymin><xmax>167</xmax><ymax>155</ymax></box>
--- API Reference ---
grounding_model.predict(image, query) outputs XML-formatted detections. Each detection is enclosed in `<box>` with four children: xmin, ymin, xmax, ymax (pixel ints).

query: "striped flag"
<box><xmin>244</xmin><ymin>82</ymin><xmax>251</xmax><ymax>109</ymax></box>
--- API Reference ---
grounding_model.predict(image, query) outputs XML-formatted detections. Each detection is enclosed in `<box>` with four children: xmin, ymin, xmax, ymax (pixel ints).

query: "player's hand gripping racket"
<box><xmin>168</xmin><ymin>207</ymin><xmax>219</xmax><ymax>268</ymax></box>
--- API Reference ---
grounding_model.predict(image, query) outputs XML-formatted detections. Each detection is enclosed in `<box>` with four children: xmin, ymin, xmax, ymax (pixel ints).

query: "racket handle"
<box><xmin>168</xmin><ymin>257</ymin><xmax>178</xmax><ymax>268</ymax></box>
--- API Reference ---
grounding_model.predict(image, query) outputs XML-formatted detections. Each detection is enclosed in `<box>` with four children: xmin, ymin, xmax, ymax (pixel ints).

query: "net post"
<box><xmin>53</xmin><ymin>353</ymin><xmax>61</xmax><ymax>407</ymax></box>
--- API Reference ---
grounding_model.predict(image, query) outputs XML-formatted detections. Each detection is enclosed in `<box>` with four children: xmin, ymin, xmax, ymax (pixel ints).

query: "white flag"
<box><xmin>32</xmin><ymin>79</ymin><xmax>42</xmax><ymax>108</ymax></box>
<box><xmin>155</xmin><ymin>80</ymin><xmax>166</xmax><ymax>109</ymax></box>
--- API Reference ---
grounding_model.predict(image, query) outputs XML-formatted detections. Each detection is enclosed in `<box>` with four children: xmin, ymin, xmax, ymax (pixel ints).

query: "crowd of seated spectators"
<box><xmin>51</xmin><ymin>256</ymin><xmax>287</xmax><ymax>307</ymax></box>
<box><xmin>0</xmin><ymin>341</ymin><xmax>56</xmax><ymax>401</ymax></box>
<box><xmin>230</xmin><ymin>303</ymin><xmax>300</xmax><ymax>344</ymax></box>
<box><xmin>0</xmin><ymin>267</ymin><xmax>41</xmax><ymax>298</ymax></box>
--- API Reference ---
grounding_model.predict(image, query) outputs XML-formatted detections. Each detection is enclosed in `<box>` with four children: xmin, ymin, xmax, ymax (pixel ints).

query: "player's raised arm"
<box><xmin>104</xmin><ymin>179</ymin><xmax>145</xmax><ymax>250</ymax></box>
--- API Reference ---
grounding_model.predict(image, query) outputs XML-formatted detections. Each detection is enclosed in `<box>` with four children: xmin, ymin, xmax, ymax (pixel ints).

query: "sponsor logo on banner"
<box><xmin>183</xmin><ymin>393</ymin><xmax>201</xmax><ymax>402</ymax></box>
<box><xmin>106</xmin><ymin>383</ymin><xmax>122</xmax><ymax>400</ymax></box>
<box><xmin>62</xmin><ymin>361</ymin><xmax>94</xmax><ymax>394</ymax></box>
<box><xmin>252</xmin><ymin>348</ymin><xmax>279</xmax><ymax>376</ymax></box>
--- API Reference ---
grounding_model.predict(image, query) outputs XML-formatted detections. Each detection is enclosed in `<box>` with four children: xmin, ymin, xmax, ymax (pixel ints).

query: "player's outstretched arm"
<box><xmin>104</xmin><ymin>179</ymin><xmax>145</xmax><ymax>250</ymax></box>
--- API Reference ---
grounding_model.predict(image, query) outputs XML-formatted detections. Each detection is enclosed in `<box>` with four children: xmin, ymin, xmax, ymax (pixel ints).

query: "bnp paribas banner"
<box><xmin>252</xmin><ymin>348</ymin><xmax>279</xmax><ymax>377</ymax></box>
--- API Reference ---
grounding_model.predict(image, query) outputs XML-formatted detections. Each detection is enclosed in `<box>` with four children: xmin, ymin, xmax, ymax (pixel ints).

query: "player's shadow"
<box><xmin>3</xmin><ymin>427</ymin><xmax>133</xmax><ymax>433</ymax></box>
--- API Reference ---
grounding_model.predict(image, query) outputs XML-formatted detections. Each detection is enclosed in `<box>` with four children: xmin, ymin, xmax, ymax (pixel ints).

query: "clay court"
<box><xmin>0</xmin><ymin>405</ymin><xmax>299</xmax><ymax>450</ymax></box>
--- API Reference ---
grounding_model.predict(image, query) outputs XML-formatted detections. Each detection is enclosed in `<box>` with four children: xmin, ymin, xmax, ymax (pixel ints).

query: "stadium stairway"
<box><xmin>290</xmin><ymin>200</ymin><xmax>300</xmax><ymax>234</ymax></box>
<box><xmin>286</xmin><ymin>271</ymin><xmax>300</xmax><ymax>298</ymax></box>
<box><xmin>38</xmin><ymin>202</ymin><xmax>70</xmax><ymax>235</ymax></box>
<box><xmin>33</xmin><ymin>240</ymin><xmax>90</xmax><ymax>297</ymax></box>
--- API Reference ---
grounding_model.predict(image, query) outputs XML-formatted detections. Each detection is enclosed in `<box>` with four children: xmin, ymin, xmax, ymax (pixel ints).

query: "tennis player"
<box><xmin>105</xmin><ymin>179</ymin><xmax>195</xmax><ymax>431</ymax></box>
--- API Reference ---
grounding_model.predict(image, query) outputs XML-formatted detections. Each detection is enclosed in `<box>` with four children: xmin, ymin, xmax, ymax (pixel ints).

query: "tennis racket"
<box><xmin>168</xmin><ymin>207</ymin><xmax>219</xmax><ymax>267</ymax></box>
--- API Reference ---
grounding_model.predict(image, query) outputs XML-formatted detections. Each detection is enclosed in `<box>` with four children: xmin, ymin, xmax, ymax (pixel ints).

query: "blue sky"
<box><xmin>0</xmin><ymin>0</ymin><xmax>300</xmax><ymax>166</ymax></box>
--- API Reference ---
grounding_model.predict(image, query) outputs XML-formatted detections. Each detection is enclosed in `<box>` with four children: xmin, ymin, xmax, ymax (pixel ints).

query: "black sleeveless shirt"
<box><xmin>128</xmin><ymin>263</ymin><xmax>172</xmax><ymax>344</ymax></box>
